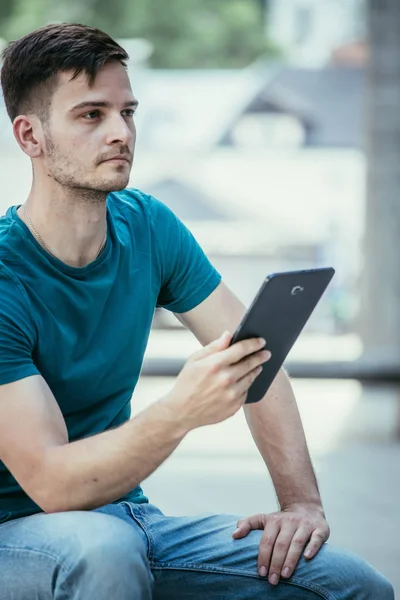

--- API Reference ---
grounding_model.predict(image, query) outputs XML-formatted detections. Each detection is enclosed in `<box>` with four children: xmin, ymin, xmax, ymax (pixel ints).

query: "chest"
<box><xmin>26</xmin><ymin>252</ymin><xmax>158</xmax><ymax>414</ymax></box>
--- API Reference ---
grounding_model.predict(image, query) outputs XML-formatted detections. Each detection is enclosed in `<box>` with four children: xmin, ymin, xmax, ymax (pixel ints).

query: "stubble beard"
<box><xmin>44</xmin><ymin>133</ymin><xmax>131</xmax><ymax>204</ymax></box>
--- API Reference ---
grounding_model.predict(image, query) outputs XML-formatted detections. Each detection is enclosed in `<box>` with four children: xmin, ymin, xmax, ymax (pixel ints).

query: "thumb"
<box><xmin>232</xmin><ymin>514</ymin><xmax>268</xmax><ymax>539</ymax></box>
<box><xmin>191</xmin><ymin>330</ymin><xmax>232</xmax><ymax>361</ymax></box>
<box><xmin>232</xmin><ymin>519</ymin><xmax>252</xmax><ymax>539</ymax></box>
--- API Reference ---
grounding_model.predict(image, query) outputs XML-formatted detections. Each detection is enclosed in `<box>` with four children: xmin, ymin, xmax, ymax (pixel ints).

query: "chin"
<box><xmin>110</xmin><ymin>183</ymin><xmax>129</xmax><ymax>192</ymax></box>
<box><xmin>110</xmin><ymin>177</ymin><xmax>130</xmax><ymax>192</ymax></box>
<box><xmin>93</xmin><ymin>176</ymin><xmax>130</xmax><ymax>193</ymax></box>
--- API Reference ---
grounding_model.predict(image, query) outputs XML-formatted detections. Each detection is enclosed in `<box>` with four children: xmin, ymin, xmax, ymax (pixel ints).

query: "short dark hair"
<box><xmin>0</xmin><ymin>23</ymin><xmax>129</xmax><ymax>122</ymax></box>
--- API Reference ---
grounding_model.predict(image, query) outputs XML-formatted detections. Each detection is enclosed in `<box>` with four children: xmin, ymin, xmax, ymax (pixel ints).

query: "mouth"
<box><xmin>103</xmin><ymin>157</ymin><xmax>130</xmax><ymax>164</ymax></box>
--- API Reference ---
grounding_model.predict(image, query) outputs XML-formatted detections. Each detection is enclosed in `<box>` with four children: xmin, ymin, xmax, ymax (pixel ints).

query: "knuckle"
<box><xmin>225</xmin><ymin>389</ymin><xmax>237</xmax><ymax>402</ymax></box>
<box><xmin>247</xmin><ymin>340</ymin><xmax>259</xmax><ymax>353</ymax></box>
<box><xmin>294</xmin><ymin>537</ymin><xmax>306</xmax><ymax>547</ymax></box>
<box><xmin>220</xmin><ymin>371</ymin><xmax>234</xmax><ymax>387</ymax></box>
<box><xmin>253</xmin><ymin>353</ymin><xmax>264</xmax><ymax>368</ymax></box>
<box><xmin>242</xmin><ymin>340</ymin><xmax>255</xmax><ymax>356</ymax></box>
<box><xmin>275</xmin><ymin>541</ymin><xmax>288</xmax><ymax>552</ymax></box>
<box><xmin>288</xmin><ymin>515</ymin><xmax>301</xmax><ymax>526</ymax></box>
<box><xmin>207</xmin><ymin>360</ymin><xmax>220</xmax><ymax>375</ymax></box>
<box><xmin>270</xmin><ymin>514</ymin><xmax>280</xmax><ymax>524</ymax></box>
<box><xmin>260</xmin><ymin>537</ymin><xmax>274</xmax><ymax>548</ymax></box>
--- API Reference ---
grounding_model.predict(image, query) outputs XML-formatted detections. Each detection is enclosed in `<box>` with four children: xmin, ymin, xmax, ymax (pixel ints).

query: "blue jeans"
<box><xmin>0</xmin><ymin>501</ymin><xmax>394</xmax><ymax>599</ymax></box>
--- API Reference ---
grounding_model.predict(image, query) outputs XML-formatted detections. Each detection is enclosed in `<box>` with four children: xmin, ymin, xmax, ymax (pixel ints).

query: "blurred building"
<box><xmin>129</xmin><ymin>61</ymin><xmax>365</xmax><ymax>331</ymax></box>
<box><xmin>266</xmin><ymin>0</ymin><xmax>365</xmax><ymax>66</ymax></box>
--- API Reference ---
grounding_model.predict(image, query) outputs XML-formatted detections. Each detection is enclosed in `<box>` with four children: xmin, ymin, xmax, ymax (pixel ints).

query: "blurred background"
<box><xmin>1</xmin><ymin>0</ymin><xmax>399</xmax><ymax>594</ymax></box>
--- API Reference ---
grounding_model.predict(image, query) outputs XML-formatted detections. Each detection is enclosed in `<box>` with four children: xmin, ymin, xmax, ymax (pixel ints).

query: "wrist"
<box><xmin>281</xmin><ymin>499</ymin><xmax>325</xmax><ymax>514</ymax></box>
<box><xmin>157</xmin><ymin>393</ymin><xmax>192</xmax><ymax>438</ymax></box>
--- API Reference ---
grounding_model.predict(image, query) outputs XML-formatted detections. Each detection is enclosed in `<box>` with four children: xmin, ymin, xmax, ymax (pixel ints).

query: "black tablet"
<box><xmin>230</xmin><ymin>267</ymin><xmax>335</xmax><ymax>404</ymax></box>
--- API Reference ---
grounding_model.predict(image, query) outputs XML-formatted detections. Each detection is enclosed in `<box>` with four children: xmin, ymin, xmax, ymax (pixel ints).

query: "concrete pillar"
<box><xmin>360</xmin><ymin>0</ymin><xmax>400</xmax><ymax>366</ymax></box>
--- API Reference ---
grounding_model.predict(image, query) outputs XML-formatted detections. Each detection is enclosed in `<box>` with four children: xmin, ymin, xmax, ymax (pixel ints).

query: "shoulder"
<box><xmin>0</xmin><ymin>259</ymin><xmax>34</xmax><ymax>326</ymax></box>
<box><xmin>0</xmin><ymin>260</ymin><xmax>37</xmax><ymax>350</ymax></box>
<box><xmin>0</xmin><ymin>259</ymin><xmax>30</xmax><ymax>306</ymax></box>
<box><xmin>0</xmin><ymin>208</ymin><xmax>19</xmax><ymax>252</ymax></box>
<box><xmin>0</xmin><ymin>209</ymin><xmax>29</xmax><ymax>293</ymax></box>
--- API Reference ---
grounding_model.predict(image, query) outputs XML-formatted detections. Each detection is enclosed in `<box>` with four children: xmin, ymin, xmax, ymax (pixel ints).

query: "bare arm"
<box><xmin>176</xmin><ymin>281</ymin><xmax>322</xmax><ymax>509</ymax></box>
<box><xmin>0</xmin><ymin>331</ymin><xmax>266</xmax><ymax>514</ymax></box>
<box><xmin>0</xmin><ymin>375</ymin><xmax>186</xmax><ymax>513</ymax></box>
<box><xmin>178</xmin><ymin>281</ymin><xmax>330</xmax><ymax>579</ymax></box>
<box><xmin>242</xmin><ymin>370</ymin><xmax>321</xmax><ymax>508</ymax></box>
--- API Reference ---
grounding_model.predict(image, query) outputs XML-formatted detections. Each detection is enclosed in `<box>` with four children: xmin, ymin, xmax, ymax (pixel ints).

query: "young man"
<box><xmin>0</xmin><ymin>23</ymin><xmax>393</xmax><ymax>600</ymax></box>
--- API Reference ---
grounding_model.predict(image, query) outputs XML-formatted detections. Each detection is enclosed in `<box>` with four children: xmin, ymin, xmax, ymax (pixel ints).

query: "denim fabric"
<box><xmin>0</xmin><ymin>501</ymin><xmax>394</xmax><ymax>599</ymax></box>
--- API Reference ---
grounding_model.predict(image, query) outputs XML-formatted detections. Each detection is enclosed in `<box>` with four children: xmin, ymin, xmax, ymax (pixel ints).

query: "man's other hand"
<box><xmin>232</xmin><ymin>503</ymin><xmax>330</xmax><ymax>586</ymax></box>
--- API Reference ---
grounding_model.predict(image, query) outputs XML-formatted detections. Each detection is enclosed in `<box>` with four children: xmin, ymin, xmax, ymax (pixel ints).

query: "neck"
<box><xmin>19</xmin><ymin>178</ymin><xmax>108</xmax><ymax>268</ymax></box>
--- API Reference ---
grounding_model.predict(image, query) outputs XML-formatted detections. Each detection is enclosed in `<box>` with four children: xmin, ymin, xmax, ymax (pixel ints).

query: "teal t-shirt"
<box><xmin>0</xmin><ymin>188</ymin><xmax>221</xmax><ymax>523</ymax></box>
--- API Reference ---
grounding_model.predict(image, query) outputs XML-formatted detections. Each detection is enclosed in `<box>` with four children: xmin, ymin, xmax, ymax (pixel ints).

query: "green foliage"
<box><xmin>0</xmin><ymin>0</ymin><xmax>278</xmax><ymax>68</ymax></box>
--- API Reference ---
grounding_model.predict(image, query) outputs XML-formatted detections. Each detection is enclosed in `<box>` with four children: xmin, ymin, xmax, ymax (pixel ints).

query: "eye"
<box><xmin>83</xmin><ymin>110</ymin><xmax>100</xmax><ymax>120</ymax></box>
<box><xmin>122</xmin><ymin>108</ymin><xmax>137</xmax><ymax>118</ymax></box>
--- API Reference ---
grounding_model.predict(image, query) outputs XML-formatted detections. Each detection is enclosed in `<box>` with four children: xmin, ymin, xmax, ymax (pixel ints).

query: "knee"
<box><xmin>315</xmin><ymin>545</ymin><xmax>394</xmax><ymax>600</ymax></box>
<box><xmin>72</xmin><ymin>512</ymin><xmax>148</xmax><ymax>566</ymax></box>
<box><xmin>347</xmin><ymin>562</ymin><xmax>394</xmax><ymax>600</ymax></box>
<box><xmin>37</xmin><ymin>511</ymin><xmax>153</xmax><ymax>596</ymax></box>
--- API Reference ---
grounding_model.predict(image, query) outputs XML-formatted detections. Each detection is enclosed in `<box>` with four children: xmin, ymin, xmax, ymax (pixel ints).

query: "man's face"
<box><xmin>40</xmin><ymin>60</ymin><xmax>137</xmax><ymax>194</ymax></box>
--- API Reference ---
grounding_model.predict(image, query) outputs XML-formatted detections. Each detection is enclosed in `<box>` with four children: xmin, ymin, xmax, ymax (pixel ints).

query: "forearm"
<box><xmin>38</xmin><ymin>399</ymin><xmax>187</xmax><ymax>513</ymax></box>
<box><xmin>244</xmin><ymin>369</ymin><xmax>322</xmax><ymax>509</ymax></box>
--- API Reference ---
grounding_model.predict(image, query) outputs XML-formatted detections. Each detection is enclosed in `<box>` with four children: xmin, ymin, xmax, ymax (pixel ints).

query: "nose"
<box><xmin>105</xmin><ymin>113</ymin><xmax>135</xmax><ymax>147</ymax></box>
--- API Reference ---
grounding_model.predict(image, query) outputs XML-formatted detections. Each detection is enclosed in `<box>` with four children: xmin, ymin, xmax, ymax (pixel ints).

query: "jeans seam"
<box><xmin>0</xmin><ymin>546</ymin><xmax>74</xmax><ymax>598</ymax></box>
<box><xmin>122</xmin><ymin>502</ymin><xmax>155</xmax><ymax>562</ymax></box>
<box><xmin>150</xmin><ymin>562</ymin><xmax>335</xmax><ymax>600</ymax></box>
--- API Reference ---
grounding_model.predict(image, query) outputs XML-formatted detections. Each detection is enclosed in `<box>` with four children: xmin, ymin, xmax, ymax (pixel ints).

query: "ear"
<box><xmin>13</xmin><ymin>115</ymin><xmax>44</xmax><ymax>159</ymax></box>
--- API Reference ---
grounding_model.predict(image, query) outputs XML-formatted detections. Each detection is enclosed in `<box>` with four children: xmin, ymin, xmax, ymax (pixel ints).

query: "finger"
<box><xmin>235</xmin><ymin>391</ymin><xmax>249</xmax><ymax>410</ymax></box>
<box><xmin>231</xmin><ymin>349</ymin><xmax>271</xmax><ymax>381</ymax></box>
<box><xmin>233</xmin><ymin>364</ymin><xmax>264</xmax><ymax>397</ymax></box>
<box><xmin>267</xmin><ymin>525</ymin><xmax>298</xmax><ymax>586</ymax></box>
<box><xmin>280</xmin><ymin>526</ymin><xmax>311</xmax><ymax>579</ymax></box>
<box><xmin>303</xmin><ymin>529</ymin><xmax>327</xmax><ymax>560</ymax></box>
<box><xmin>257</xmin><ymin>520</ymin><xmax>281</xmax><ymax>579</ymax></box>
<box><xmin>218</xmin><ymin>336</ymin><xmax>266</xmax><ymax>367</ymax></box>
<box><xmin>190</xmin><ymin>331</ymin><xmax>231</xmax><ymax>361</ymax></box>
<box><xmin>232</xmin><ymin>518</ymin><xmax>252</xmax><ymax>538</ymax></box>
<box><xmin>233</xmin><ymin>514</ymin><xmax>267</xmax><ymax>538</ymax></box>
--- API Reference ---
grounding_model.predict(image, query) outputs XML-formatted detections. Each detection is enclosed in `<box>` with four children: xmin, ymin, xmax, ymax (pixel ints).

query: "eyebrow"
<box><xmin>70</xmin><ymin>99</ymin><xmax>139</xmax><ymax>112</ymax></box>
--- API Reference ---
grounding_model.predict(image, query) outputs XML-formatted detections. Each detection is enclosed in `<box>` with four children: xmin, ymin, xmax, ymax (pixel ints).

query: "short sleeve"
<box><xmin>149</xmin><ymin>195</ymin><xmax>222</xmax><ymax>313</ymax></box>
<box><xmin>0</xmin><ymin>269</ymin><xmax>39</xmax><ymax>385</ymax></box>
